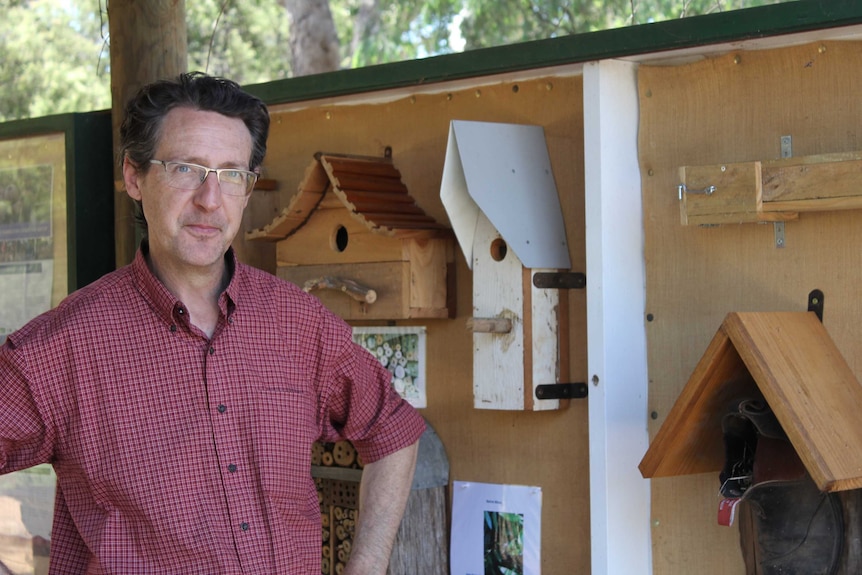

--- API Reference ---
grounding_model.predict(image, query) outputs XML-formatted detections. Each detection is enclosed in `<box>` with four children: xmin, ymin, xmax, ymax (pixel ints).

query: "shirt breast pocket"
<box><xmin>250</xmin><ymin>385</ymin><xmax>318</xmax><ymax>489</ymax></box>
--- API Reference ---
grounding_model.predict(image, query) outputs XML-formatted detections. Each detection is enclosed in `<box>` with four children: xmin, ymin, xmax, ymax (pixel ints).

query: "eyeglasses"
<box><xmin>149</xmin><ymin>160</ymin><xmax>258</xmax><ymax>197</ymax></box>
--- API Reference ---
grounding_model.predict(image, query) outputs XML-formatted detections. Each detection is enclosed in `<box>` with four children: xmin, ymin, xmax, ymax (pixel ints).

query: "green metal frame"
<box><xmin>247</xmin><ymin>1</ymin><xmax>862</xmax><ymax>106</ymax></box>
<box><xmin>0</xmin><ymin>112</ymin><xmax>115</xmax><ymax>291</ymax></box>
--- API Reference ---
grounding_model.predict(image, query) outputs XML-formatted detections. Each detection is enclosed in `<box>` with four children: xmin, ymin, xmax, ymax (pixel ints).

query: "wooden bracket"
<box><xmin>679</xmin><ymin>151</ymin><xmax>862</xmax><ymax>225</ymax></box>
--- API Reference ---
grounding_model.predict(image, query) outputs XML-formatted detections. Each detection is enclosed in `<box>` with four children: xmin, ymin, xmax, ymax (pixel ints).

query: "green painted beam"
<box><xmin>247</xmin><ymin>0</ymin><xmax>862</xmax><ymax>106</ymax></box>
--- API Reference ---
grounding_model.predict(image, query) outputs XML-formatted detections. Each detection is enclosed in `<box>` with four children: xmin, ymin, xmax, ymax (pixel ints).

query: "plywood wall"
<box><xmin>237</xmin><ymin>75</ymin><xmax>590</xmax><ymax>574</ymax></box>
<box><xmin>640</xmin><ymin>40</ymin><xmax>862</xmax><ymax>574</ymax></box>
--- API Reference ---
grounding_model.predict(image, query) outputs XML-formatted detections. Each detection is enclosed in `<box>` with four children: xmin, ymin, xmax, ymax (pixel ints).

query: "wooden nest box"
<box><xmin>640</xmin><ymin>311</ymin><xmax>862</xmax><ymax>493</ymax></box>
<box><xmin>441</xmin><ymin>121</ymin><xmax>574</xmax><ymax>411</ymax></box>
<box><xmin>247</xmin><ymin>153</ymin><xmax>455</xmax><ymax>320</ymax></box>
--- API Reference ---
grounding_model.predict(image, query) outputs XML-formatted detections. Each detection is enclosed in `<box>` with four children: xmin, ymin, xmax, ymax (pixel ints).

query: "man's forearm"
<box><xmin>343</xmin><ymin>441</ymin><xmax>419</xmax><ymax>575</ymax></box>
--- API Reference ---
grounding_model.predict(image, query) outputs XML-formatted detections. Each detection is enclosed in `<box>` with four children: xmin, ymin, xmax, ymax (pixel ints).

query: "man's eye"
<box><xmin>175</xmin><ymin>164</ymin><xmax>194</xmax><ymax>174</ymax></box>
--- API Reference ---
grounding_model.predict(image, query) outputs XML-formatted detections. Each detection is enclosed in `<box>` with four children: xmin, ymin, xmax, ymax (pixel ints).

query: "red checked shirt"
<box><xmin>0</xmin><ymin>246</ymin><xmax>425</xmax><ymax>574</ymax></box>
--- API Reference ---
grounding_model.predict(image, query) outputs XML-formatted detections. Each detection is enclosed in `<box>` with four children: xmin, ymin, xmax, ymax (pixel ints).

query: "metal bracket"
<box><xmin>533</xmin><ymin>272</ymin><xmax>586</xmax><ymax>290</ymax></box>
<box><xmin>775</xmin><ymin>135</ymin><xmax>792</xmax><ymax>248</ymax></box>
<box><xmin>535</xmin><ymin>383</ymin><xmax>588</xmax><ymax>400</ymax></box>
<box><xmin>677</xmin><ymin>183</ymin><xmax>716</xmax><ymax>200</ymax></box>
<box><xmin>808</xmin><ymin>289</ymin><xmax>824</xmax><ymax>323</ymax></box>
<box><xmin>774</xmin><ymin>221</ymin><xmax>785</xmax><ymax>249</ymax></box>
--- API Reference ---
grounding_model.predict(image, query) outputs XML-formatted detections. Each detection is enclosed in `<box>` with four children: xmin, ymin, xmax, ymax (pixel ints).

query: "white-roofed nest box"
<box><xmin>441</xmin><ymin>120</ymin><xmax>578</xmax><ymax>411</ymax></box>
<box><xmin>247</xmin><ymin>152</ymin><xmax>456</xmax><ymax>320</ymax></box>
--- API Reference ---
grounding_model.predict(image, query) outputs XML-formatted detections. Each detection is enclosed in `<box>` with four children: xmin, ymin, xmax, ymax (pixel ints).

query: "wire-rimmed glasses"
<box><xmin>149</xmin><ymin>160</ymin><xmax>258</xmax><ymax>197</ymax></box>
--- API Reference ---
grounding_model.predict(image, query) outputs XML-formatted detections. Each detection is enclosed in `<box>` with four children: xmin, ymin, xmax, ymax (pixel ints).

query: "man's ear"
<box><xmin>123</xmin><ymin>156</ymin><xmax>143</xmax><ymax>201</ymax></box>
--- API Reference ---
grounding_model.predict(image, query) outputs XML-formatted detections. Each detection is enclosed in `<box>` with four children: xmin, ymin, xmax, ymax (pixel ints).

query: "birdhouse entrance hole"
<box><xmin>490</xmin><ymin>238</ymin><xmax>507</xmax><ymax>262</ymax></box>
<box><xmin>332</xmin><ymin>225</ymin><xmax>349</xmax><ymax>253</ymax></box>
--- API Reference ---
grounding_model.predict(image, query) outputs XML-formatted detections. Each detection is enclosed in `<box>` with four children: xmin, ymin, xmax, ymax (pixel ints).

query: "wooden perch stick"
<box><xmin>303</xmin><ymin>276</ymin><xmax>378</xmax><ymax>304</ymax></box>
<box><xmin>467</xmin><ymin>317</ymin><xmax>513</xmax><ymax>334</ymax></box>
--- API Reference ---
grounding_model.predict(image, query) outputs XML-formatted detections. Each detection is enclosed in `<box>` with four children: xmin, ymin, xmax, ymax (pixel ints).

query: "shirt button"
<box><xmin>217</xmin><ymin>404</ymin><xmax>227</xmax><ymax>413</ymax></box>
<box><xmin>208</xmin><ymin>347</ymin><xmax>215</xmax><ymax>355</ymax></box>
<box><xmin>228</xmin><ymin>464</ymin><xmax>237</xmax><ymax>473</ymax></box>
<box><xmin>170</xmin><ymin>324</ymin><xmax>177</xmax><ymax>332</ymax></box>
<box><xmin>177</xmin><ymin>308</ymin><xmax>185</xmax><ymax>315</ymax></box>
<box><xmin>240</xmin><ymin>522</ymin><xmax>249</xmax><ymax>531</ymax></box>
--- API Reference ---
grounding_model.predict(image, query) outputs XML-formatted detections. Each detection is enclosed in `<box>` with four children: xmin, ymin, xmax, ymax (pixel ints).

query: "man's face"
<box><xmin>124</xmin><ymin>107</ymin><xmax>253</xmax><ymax>277</ymax></box>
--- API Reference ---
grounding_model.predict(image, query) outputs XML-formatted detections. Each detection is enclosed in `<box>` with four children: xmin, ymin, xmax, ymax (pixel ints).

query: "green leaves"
<box><xmin>0</xmin><ymin>0</ymin><xmax>110</xmax><ymax>121</ymax></box>
<box><xmin>186</xmin><ymin>0</ymin><xmax>292</xmax><ymax>83</ymax></box>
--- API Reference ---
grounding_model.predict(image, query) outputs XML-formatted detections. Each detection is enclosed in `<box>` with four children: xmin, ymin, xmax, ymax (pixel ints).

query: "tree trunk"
<box><xmin>282</xmin><ymin>0</ymin><xmax>341</xmax><ymax>76</ymax></box>
<box><xmin>108</xmin><ymin>0</ymin><xmax>188</xmax><ymax>267</ymax></box>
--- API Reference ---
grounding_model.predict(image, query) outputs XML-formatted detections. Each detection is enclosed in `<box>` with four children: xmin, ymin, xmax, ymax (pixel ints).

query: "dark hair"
<box><xmin>120</xmin><ymin>71</ymin><xmax>269</xmax><ymax>171</ymax></box>
<box><xmin>119</xmin><ymin>72</ymin><xmax>270</xmax><ymax>231</ymax></box>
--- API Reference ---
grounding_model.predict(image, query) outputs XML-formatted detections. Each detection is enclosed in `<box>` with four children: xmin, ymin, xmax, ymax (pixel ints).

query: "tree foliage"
<box><xmin>1</xmin><ymin>0</ymin><xmax>793</xmax><ymax>122</ymax></box>
<box><xmin>186</xmin><ymin>0</ymin><xmax>292</xmax><ymax>83</ymax></box>
<box><xmin>455</xmin><ymin>0</ymin><xmax>788</xmax><ymax>49</ymax></box>
<box><xmin>0</xmin><ymin>0</ymin><xmax>110</xmax><ymax>121</ymax></box>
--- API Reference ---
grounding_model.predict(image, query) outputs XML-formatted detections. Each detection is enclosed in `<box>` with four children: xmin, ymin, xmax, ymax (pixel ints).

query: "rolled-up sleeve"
<box><xmin>0</xmin><ymin>339</ymin><xmax>54</xmax><ymax>473</ymax></box>
<box><xmin>316</xmin><ymin>316</ymin><xmax>425</xmax><ymax>465</ymax></box>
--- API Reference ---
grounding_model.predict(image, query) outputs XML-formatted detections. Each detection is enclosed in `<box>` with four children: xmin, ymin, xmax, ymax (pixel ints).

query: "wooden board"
<box><xmin>723</xmin><ymin>312</ymin><xmax>862</xmax><ymax>492</ymax></box>
<box><xmin>404</xmin><ymin>238</ymin><xmax>452</xmax><ymax>313</ymax></box>
<box><xmin>472</xmin><ymin>211</ymin><xmax>526</xmax><ymax>410</ymax></box>
<box><xmin>638</xmin><ymin>326</ymin><xmax>758</xmax><ymax>478</ymax></box>
<box><xmin>275</xmin><ymin>201</ymin><xmax>404</xmax><ymax>266</ymax></box>
<box><xmin>528</xmin><ymin>268</ymin><xmax>567</xmax><ymax>411</ymax></box>
<box><xmin>244</xmin><ymin>73</ymin><xmax>588</xmax><ymax>575</ymax></box>
<box><xmin>279</xmin><ymin>261</ymin><xmax>412</xmax><ymax>320</ymax></box>
<box><xmin>680</xmin><ymin>161</ymin><xmax>764</xmax><ymax>224</ymax></box>
<box><xmin>639</xmin><ymin>40</ymin><xmax>862</xmax><ymax>575</ymax></box>
<box><xmin>387</xmin><ymin>487</ymin><xmax>448</xmax><ymax>575</ymax></box>
<box><xmin>762</xmin><ymin>153</ymin><xmax>862</xmax><ymax>212</ymax></box>
<box><xmin>678</xmin><ymin>152</ymin><xmax>862</xmax><ymax>224</ymax></box>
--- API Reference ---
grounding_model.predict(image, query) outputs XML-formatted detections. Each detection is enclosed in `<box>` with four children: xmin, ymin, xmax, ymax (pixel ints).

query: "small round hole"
<box><xmin>333</xmin><ymin>226</ymin><xmax>349</xmax><ymax>252</ymax></box>
<box><xmin>490</xmin><ymin>238</ymin><xmax>507</xmax><ymax>262</ymax></box>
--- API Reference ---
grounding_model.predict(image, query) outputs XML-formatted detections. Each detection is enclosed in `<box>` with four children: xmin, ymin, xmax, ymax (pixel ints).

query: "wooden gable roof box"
<box><xmin>247</xmin><ymin>152</ymin><xmax>456</xmax><ymax>321</ymax></box>
<box><xmin>639</xmin><ymin>311</ymin><xmax>862</xmax><ymax>493</ymax></box>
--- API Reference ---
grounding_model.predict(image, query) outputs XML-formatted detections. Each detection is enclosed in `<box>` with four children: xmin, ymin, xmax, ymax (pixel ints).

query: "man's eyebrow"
<box><xmin>164</xmin><ymin>157</ymin><xmax>251</xmax><ymax>170</ymax></box>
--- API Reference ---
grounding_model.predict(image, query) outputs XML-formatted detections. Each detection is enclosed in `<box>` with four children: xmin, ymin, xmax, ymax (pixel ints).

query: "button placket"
<box><xmin>204</xmin><ymin>320</ymin><xmax>259</xmax><ymax>555</ymax></box>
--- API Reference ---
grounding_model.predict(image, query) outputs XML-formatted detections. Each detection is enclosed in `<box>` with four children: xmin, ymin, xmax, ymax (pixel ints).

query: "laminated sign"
<box><xmin>450</xmin><ymin>481</ymin><xmax>542</xmax><ymax>575</ymax></box>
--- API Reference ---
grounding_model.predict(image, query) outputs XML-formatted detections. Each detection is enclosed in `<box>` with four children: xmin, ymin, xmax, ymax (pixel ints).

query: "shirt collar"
<box><xmin>131</xmin><ymin>241</ymin><xmax>239</xmax><ymax>330</ymax></box>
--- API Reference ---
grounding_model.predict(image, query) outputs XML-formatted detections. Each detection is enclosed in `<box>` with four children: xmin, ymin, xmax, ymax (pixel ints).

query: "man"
<box><xmin>0</xmin><ymin>72</ymin><xmax>425</xmax><ymax>574</ymax></box>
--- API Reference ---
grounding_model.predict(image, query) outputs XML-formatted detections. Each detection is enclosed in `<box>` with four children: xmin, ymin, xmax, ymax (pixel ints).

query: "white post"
<box><xmin>583</xmin><ymin>59</ymin><xmax>652</xmax><ymax>575</ymax></box>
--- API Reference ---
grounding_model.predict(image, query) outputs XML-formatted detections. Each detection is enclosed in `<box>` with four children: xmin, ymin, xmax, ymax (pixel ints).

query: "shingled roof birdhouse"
<box><xmin>441</xmin><ymin>121</ymin><xmax>576</xmax><ymax>411</ymax></box>
<box><xmin>247</xmin><ymin>152</ymin><xmax>455</xmax><ymax>321</ymax></box>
